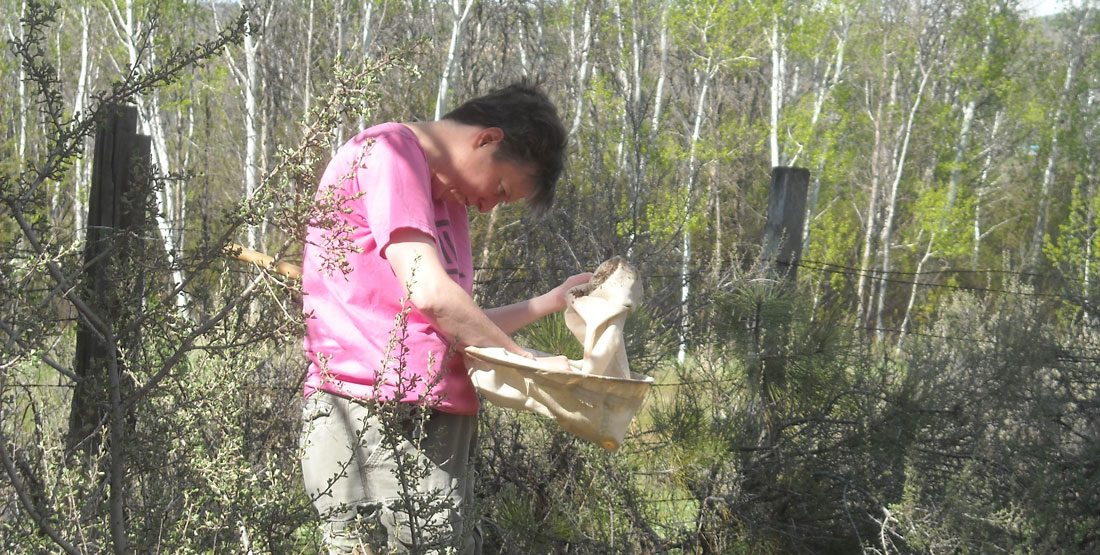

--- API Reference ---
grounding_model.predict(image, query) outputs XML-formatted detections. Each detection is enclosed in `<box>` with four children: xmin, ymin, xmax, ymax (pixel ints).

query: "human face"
<box><xmin>431</xmin><ymin>128</ymin><xmax>537</xmax><ymax>213</ymax></box>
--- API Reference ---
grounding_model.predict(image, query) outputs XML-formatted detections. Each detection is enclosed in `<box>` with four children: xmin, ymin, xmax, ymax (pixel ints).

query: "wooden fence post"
<box><xmin>761</xmin><ymin>166</ymin><xmax>810</xmax><ymax>281</ymax></box>
<box><xmin>68</xmin><ymin>105</ymin><xmax>150</xmax><ymax>454</ymax></box>
<box><xmin>754</xmin><ymin>167</ymin><xmax>809</xmax><ymax>441</ymax></box>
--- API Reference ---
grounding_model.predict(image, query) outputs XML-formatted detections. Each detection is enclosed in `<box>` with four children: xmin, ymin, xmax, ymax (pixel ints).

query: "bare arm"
<box><xmin>386</xmin><ymin>229</ymin><xmax>531</xmax><ymax>357</ymax></box>
<box><xmin>485</xmin><ymin>272</ymin><xmax>593</xmax><ymax>334</ymax></box>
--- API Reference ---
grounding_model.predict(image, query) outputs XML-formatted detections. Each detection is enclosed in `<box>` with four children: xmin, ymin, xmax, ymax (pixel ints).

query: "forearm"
<box><xmin>387</xmin><ymin>231</ymin><xmax>527</xmax><ymax>355</ymax></box>
<box><xmin>420</xmin><ymin>279</ymin><xmax>523</xmax><ymax>350</ymax></box>
<box><xmin>484</xmin><ymin>293</ymin><xmax>562</xmax><ymax>335</ymax></box>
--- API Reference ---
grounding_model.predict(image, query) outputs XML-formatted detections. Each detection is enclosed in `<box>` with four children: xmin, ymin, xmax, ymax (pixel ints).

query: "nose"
<box><xmin>477</xmin><ymin>199</ymin><xmax>495</xmax><ymax>213</ymax></box>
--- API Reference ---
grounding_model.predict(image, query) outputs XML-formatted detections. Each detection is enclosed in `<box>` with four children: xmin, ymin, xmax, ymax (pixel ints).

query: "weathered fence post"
<box><xmin>68</xmin><ymin>105</ymin><xmax>151</xmax><ymax>455</ymax></box>
<box><xmin>761</xmin><ymin>167</ymin><xmax>810</xmax><ymax>281</ymax></box>
<box><xmin>754</xmin><ymin>167</ymin><xmax>809</xmax><ymax>440</ymax></box>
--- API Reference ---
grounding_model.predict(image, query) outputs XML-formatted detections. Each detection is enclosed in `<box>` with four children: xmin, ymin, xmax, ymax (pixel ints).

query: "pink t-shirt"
<box><xmin>302</xmin><ymin>123</ymin><xmax>479</xmax><ymax>414</ymax></box>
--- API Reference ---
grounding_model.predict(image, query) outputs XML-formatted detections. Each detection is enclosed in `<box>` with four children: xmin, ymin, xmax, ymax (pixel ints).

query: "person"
<box><xmin>299</xmin><ymin>83</ymin><xmax>589</xmax><ymax>554</ymax></box>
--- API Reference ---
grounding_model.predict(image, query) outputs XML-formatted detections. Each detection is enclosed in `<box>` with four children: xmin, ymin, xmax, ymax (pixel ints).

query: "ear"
<box><xmin>475</xmin><ymin>127</ymin><xmax>504</xmax><ymax>148</ymax></box>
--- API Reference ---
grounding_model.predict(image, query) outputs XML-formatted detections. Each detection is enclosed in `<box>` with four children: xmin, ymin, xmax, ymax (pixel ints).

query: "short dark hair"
<box><xmin>442</xmin><ymin>82</ymin><xmax>566</xmax><ymax>217</ymax></box>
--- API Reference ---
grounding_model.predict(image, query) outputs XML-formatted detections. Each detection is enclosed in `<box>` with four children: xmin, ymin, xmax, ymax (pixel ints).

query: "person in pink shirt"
<box><xmin>300</xmin><ymin>83</ymin><xmax>589</xmax><ymax>553</ymax></box>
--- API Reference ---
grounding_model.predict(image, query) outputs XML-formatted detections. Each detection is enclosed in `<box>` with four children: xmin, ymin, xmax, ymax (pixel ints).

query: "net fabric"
<box><xmin>465</xmin><ymin>257</ymin><xmax>653</xmax><ymax>450</ymax></box>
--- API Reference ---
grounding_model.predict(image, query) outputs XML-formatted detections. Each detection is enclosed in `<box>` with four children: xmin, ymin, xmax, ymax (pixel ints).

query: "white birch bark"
<box><xmin>678</xmin><ymin>61</ymin><xmax>714</xmax><ymax>364</ymax></box>
<box><xmin>222</xmin><ymin>4</ymin><xmax>276</xmax><ymax>250</ymax></box>
<box><xmin>360</xmin><ymin>0</ymin><xmax>374</xmax><ymax>57</ymax></box>
<box><xmin>628</xmin><ymin>1</ymin><xmax>642</xmax><ymax>114</ymax></box>
<box><xmin>517</xmin><ymin>23</ymin><xmax>530</xmax><ymax>76</ymax></box>
<box><xmin>333</xmin><ymin>0</ymin><xmax>346</xmax><ymax>149</ymax></box>
<box><xmin>874</xmin><ymin>64</ymin><xmax>932</xmax><ymax>341</ymax></box>
<box><xmin>435</xmin><ymin>0</ymin><xmax>475</xmax><ymax>120</ymax></box>
<box><xmin>650</xmin><ymin>0</ymin><xmax>671</xmax><ymax>132</ymax></box>
<box><xmin>567</xmin><ymin>1</ymin><xmax>593</xmax><ymax>140</ymax></box>
<box><xmin>1027</xmin><ymin>6</ymin><xmax>1094</xmax><ymax>270</ymax></box>
<box><xmin>947</xmin><ymin>99</ymin><xmax>976</xmax><ymax>211</ymax></box>
<box><xmin>973</xmin><ymin>110</ymin><xmax>1002</xmax><ymax>266</ymax></box>
<box><xmin>1083</xmin><ymin>90</ymin><xmax>1097</xmax><ymax>312</ymax></box>
<box><xmin>946</xmin><ymin>26</ymin><xmax>994</xmax><ymax>211</ymax></box>
<box><xmin>13</xmin><ymin>1</ymin><xmax>27</xmax><ymax>166</ymax></box>
<box><xmin>611</xmin><ymin>0</ymin><xmax>629</xmax><ymax>169</ymax></box>
<box><xmin>801</xmin><ymin>16</ymin><xmax>848</xmax><ymax>250</ymax></box>
<box><xmin>856</xmin><ymin>72</ymin><xmax>891</xmax><ymax>325</ymax></box>
<box><xmin>769</xmin><ymin>17</ymin><xmax>783</xmax><ymax>168</ymax></box>
<box><xmin>708</xmin><ymin>163</ymin><xmax>722</xmax><ymax>284</ymax></box>
<box><xmin>303</xmin><ymin>0</ymin><xmax>315</xmax><ymax>117</ymax></box>
<box><xmin>1027</xmin><ymin>72</ymin><xmax>1071</xmax><ymax>270</ymax></box>
<box><xmin>896</xmin><ymin>231</ymin><xmax>933</xmax><ymax>353</ymax></box>
<box><xmin>356</xmin><ymin>0</ymin><xmax>374</xmax><ymax>130</ymax></box>
<box><xmin>72</xmin><ymin>3</ymin><xmax>92</xmax><ymax>241</ymax></box>
<box><xmin>243</xmin><ymin>16</ymin><xmax>260</xmax><ymax>249</ymax></box>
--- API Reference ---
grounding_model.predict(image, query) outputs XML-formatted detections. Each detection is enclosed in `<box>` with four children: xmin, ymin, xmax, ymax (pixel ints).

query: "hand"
<box><xmin>547</xmin><ymin>272</ymin><xmax>593</xmax><ymax>312</ymax></box>
<box><xmin>507</xmin><ymin>344</ymin><xmax>536</xmax><ymax>360</ymax></box>
<box><xmin>534</xmin><ymin>354</ymin><xmax>574</xmax><ymax>372</ymax></box>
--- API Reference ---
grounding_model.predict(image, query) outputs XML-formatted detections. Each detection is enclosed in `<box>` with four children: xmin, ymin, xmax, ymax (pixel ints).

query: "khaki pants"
<box><xmin>300</xmin><ymin>391</ymin><xmax>481</xmax><ymax>554</ymax></box>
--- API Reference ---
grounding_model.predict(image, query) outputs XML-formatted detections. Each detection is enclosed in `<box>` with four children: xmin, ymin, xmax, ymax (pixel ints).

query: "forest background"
<box><xmin>2</xmin><ymin>0</ymin><xmax>1098</xmax><ymax>552</ymax></box>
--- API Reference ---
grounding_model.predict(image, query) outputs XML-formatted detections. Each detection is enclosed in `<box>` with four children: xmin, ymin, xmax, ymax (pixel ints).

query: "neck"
<box><xmin>403</xmin><ymin>119</ymin><xmax>469</xmax><ymax>201</ymax></box>
<box><xmin>403</xmin><ymin>119</ymin><xmax>472</xmax><ymax>168</ymax></box>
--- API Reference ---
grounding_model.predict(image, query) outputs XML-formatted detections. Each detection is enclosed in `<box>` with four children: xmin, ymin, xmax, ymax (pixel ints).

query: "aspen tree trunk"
<box><xmin>228</xmin><ymin>3</ymin><xmax>277</xmax><ymax>248</ymax></box>
<box><xmin>225</xmin><ymin>11</ymin><xmax>261</xmax><ymax>248</ymax></box>
<box><xmin>360</xmin><ymin>0</ymin><xmax>374</xmax><ymax>58</ymax></box>
<box><xmin>611</xmin><ymin>0</ymin><xmax>630</xmax><ymax>170</ymax></box>
<box><xmin>220</xmin><ymin>4</ymin><xmax>267</xmax><ymax>250</ymax></box>
<box><xmin>519</xmin><ymin>9</ymin><xmax>546</xmax><ymax>78</ymax></box>
<box><xmin>948</xmin><ymin>29</ymin><xmax>992</xmax><ymax>211</ymax></box>
<box><xmin>517</xmin><ymin>23</ymin><xmax>530</xmax><ymax>76</ymax></box>
<box><xmin>808</xmin><ymin>19</ymin><xmax>847</xmax><ymax>138</ymax></box>
<box><xmin>637</xmin><ymin>0</ymin><xmax>671</xmax><ymax>260</ymax></box>
<box><xmin>948</xmin><ymin>100</ymin><xmax>976</xmax><ymax>210</ymax></box>
<box><xmin>567</xmin><ymin>1</ymin><xmax>593</xmax><ymax>140</ymax></box>
<box><xmin>243</xmin><ymin>14</ymin><xmax>260</xmax><ymax>249</ymax></box>
<box><xmin>335</xmin><ymin>0</ymin><xmax>346</xmax><ymax>57</ymax></box>
<box><xmin>708</xmin><ymin>163</ymin><xmax>722</xmax><ymax>284</ymax></box>
<box><xmin>627</xmin><ymin>1</ymin><xmax>642</xmax><ymax>117</ymax></box>
<box><xmin>769</xmin><ymin>17</ymin><xmax>785</xmax><ymax>168</ymax></box>
<box><xmin>973</xmin><ymin>110</ymin><xmax>1002</xmax><ymax>266</ymax></box>
<box><xmin>1084</xmin><ymin>91</ymin><xmax>1097</xmax><ymax>313</ymax></box>
<box><xmin>333</xmin><ymin>0</ymin><xmax>346</xmax><ymax>149</ymax></box>
<box><xmin>678</xmin><ymin>62</ymin><xmax>713</xmax><ymax>364</ymax></box>
<box><xmin>1028</xmin><ymin>7</ymin><xmax>1094</xmax><ymax>271</ymax></box>
<box><xmin>801</xmin><ymin>16</ymin><xmax>847</xmax><ymax>250</ymax></box>
<box><xmin>608</xmin><ymin>0</ymin><xmax>645</xmax><ymax>253</ymax></box>
<box><xmin>875</xmin><ymin>64</ymin><xmax>931</xmax><ymax>341</ymax></box>
<box><xmin>626</xmin><ymin>0</ymin><xmax>645</xmax><ymax>246</ymax></box>
<box><xmin>356</xmin><ymin>0</ymin><xmax>374</xmax><ymax>130</ymax></box>
<box><xmin>13</xmin><ymin>1</ymin><xmax>27</xmax><ymax>166</ymax></box>
<box><xmin>856</xmin><ymin>69</ymin><xmax>892</xmax><ymax>326</ymax></box>
<box><xmin>50</xmin><ymin>26</ymin><xmax>59</xmax><ymax>225</ymax></box>
<box><xmin>73</xmin><ymin>4</ymin><xmax>92</xmax><ymax>240</ymax></box>
<box><xmin>650</xmin><ymin>0</ymin><xmax>671</xmax><ymax>132</ymax></box>
<box><xmin>897</xmin><ymin>231</ymin><xmax>933</xmax><ymax>352</ymax></box>
<box><xmin>435</xmin><ymin>0</ymin><xmax>475</xmax><ymax>120</ymax></box>
<box><xmin>303</xmin><ymin>0</ymin><xmax>314</xmax><ymax>117</ymax></box>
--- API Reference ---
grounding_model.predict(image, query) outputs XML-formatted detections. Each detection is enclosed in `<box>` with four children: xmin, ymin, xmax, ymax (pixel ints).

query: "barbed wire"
<box><xmin>793</xmin><ymin>259</ymin><xmax>1082</xmax><ymax>301</ymax></box>
<box><xmin>9</xmin><ymin>252</ymin><xmax>1099</xmax><ymax>393</ymax></box>
<box><xmin>797</xmin><ymin>259</ymin><xmax>1050</xmax><ymax>279</ymax></box>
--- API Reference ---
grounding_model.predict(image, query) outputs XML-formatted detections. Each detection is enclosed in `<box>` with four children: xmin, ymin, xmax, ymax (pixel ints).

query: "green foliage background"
<box><xmin>2</xmin><ymin>0</ymin><xmax>1099</xmax><ymax>552</ymax></box>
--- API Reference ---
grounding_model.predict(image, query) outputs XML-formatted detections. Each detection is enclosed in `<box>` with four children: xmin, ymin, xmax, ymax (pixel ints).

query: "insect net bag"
<box><xmin>464</xmin><ymin>257</ymin><xmax>653</xmax><ymax>451</ymax></box>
